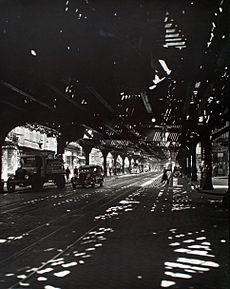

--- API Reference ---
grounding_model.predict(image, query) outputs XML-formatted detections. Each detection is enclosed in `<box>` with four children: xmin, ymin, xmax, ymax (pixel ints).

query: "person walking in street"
<box><xmin>161</xmin><ymin>169</ymin><xmax>169</xmax><ymax>184</ymax></box>
<box><xmin>109</xmin><ymin>167</ymin><xmax>112</xmax><ymax>176</ymax></box>
<box><xmin>65</xmin><ymin>167</ymin><xmax>70</xmax><ymax>180</ymax></box>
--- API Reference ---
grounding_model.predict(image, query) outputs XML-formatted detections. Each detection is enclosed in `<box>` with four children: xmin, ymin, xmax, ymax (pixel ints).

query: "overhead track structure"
<box><xmin>0</xmin><ymin>0</ymin><xmax>229</xmax><ymax>165</ymax></box>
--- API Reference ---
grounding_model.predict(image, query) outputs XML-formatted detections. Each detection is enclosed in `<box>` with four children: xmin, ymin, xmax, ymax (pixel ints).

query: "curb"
<box><xmin>194</xmin><ymin>186</ymin><xmax>226</xmax><ymax>196</ymax></box>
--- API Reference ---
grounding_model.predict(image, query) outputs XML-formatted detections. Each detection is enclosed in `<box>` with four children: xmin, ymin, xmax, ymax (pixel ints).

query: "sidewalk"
<box><xmin>192</xmin><ymin>176</ymin><xmax>228</xmax><ymax>196</ymax></box>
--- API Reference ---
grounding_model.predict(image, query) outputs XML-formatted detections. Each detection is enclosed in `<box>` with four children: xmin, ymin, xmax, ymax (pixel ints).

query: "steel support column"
<box><xmin>222</xmin><ymin>131</ymin><xmax>229</xmax><ymax>207</ymax></box>
<box><xmin>57</xmin><ymin>136</ymin><xmax>68</xmax><ymax>155</ymax></box>
<box><xmin>187</xmin><ymin>154</ymin><xmax>192</xmax><ymax>178</ymax></box>
<box><xmin>201</xmin><ymin>129</ymin><xmax>213</xmax><ymax>190</ymax></box>
<box><xmin>191</xmin><ymin>142</ymin><xmax>198</xmax><ymax>181</ymax></box>
<box><xmin>121</xmin><ymin>155</ymin><xmax>126</xmax><ymax>174</ymax></box>
<box><xmin>0</xmin><ymin>139</ymin><xmax>3</xmax><ymax>192</ymax></box>
<box><xmin>128</xmin><ymin>157</ymin><xmax>133</xmax><ymax>173</ymax></box>
<box><xmin>181</xmin><ymin>154</ymin><xmax>187</xmax><ymax>176</ymax></box>
<box><xmin>82</xmin><ymin>145</ymin><xmax>93</xmax><ymax>166</ymax></box>
<box><xmin>112</xmin><ymin>152</ymin><xmax>118</xmax><ymax>176</ymax></box>
<box><xmin>101</xmin><ymin>149</ymin><xmax>110</xmax><ymax>176</ymax></box>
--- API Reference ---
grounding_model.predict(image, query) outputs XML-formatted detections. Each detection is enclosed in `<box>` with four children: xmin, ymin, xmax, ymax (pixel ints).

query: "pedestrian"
<box><xmin>73</xmin><ymin>167</ymin><xmax>78</xmax><ymax>176</ymax></box>
<box><xmin>109</xmin><ymin>167</ymin><xmax>112</xmax><ymax>176</ymax></box>
<box><xmin>65</xmin><ymin>167</ymin><xmax>70</xmax><ymax>180</ymax></box>
<box><xmin>141</xmin><ymin>164</ymin><xmax>144</xmax><ymax>172</ymax></box>
<box><xmin>161</xmin><ymin>169</ymin><xmax>169</xmax><ymax>184</ymax></box>
<box><xmin>213</xmin><ymin>165</ymin><xmax>218</xmax><ymax>177</ymax></box>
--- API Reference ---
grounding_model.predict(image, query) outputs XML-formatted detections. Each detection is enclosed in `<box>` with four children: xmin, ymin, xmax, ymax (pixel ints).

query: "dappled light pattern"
<box><xmin>0</xmin><ymin>173</ymin><xmax>228</xmax><ymax>288</ymax></box>
<box><xmin>1</xmin><ymin>175</ymin><xmax>162</xmax><ymax>288</ymax></box>
<box><xmin>171</xmin><ymin>178</ymin><xmax>194</xmax><ymax>211</ymax></box>
<box><xmin>3</xmin><ymin>226</ymin><xmax>114</xmax><ymax>288</ymax></box>
<box><xmin>141</xmin><ymin>174</ymin><xmax>162</xmax><ymax>187</ymax></box>
<box><xmin>160</xmin><ymin>228</ymin><xmax>221</xmax><ymax>287</ymax></box>
<box><xmin>150</xmin><ymin>177</ymin><xmax>194</xmax><ymax>213</ymax></box>
<box><xmin>0</xmin><ymin>191</ymin><xmax>95</xmax><ymax>245</ymax></box>
<box><xmin>163</xmin><ymin>11</ymin><xmax>187</xmax><ymax>50</ymax></box>
<box><xmin>171</xmin><ymin>188</ymin><xmax>193</xmax><ymax>211</ymax></box>
<box><xmin>94</xmin><ymin>188</ymin><xmax>144</xmax><ymax>221</ymax></box>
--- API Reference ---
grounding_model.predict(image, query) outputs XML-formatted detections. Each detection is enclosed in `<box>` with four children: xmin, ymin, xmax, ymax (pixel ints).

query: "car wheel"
<box><xmin>7</xmin><ymin>182</ymin><xmax>15</xmax><ymax>193</ymax></box>
<box><xmin>56</xmin><ymin>175</ymin><xmax>65</xmax><ymax>189</ymax></box>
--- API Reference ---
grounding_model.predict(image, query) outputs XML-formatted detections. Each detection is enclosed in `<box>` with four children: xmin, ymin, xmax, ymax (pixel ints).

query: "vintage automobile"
<box><xmin>71</xmin><ymin>165</ymin><xmax>104</xmax><ymax>189</ymax></box>
<box><xmin>7</xmin><ymin>154</ymin><xmax>65</xmax><ymax>192</ymax></box>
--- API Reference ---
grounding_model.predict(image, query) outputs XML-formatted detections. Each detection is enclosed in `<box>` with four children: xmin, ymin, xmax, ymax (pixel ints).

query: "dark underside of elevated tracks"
<box><xmin>0</xmin><ymin>0</ymin><xmax>229</xmax><ymax>187</ymax></box>
<box><xmin>0</xmin><ymin>2</ymin><xmax>229</xmax><ymax>289</ymax></box>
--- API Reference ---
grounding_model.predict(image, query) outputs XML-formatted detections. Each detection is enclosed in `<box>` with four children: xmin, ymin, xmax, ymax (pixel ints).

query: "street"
<box><xmin>0</xmin><ymin>172</ymin><xmax>229</xmax><ymax>289</ymax></box>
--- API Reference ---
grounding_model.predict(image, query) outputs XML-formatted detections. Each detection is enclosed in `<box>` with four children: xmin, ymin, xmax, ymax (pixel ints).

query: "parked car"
<box><xmin>71</xmin><ymin>165</ymin><xmax>104</xmax><ymax>189</ymax></box>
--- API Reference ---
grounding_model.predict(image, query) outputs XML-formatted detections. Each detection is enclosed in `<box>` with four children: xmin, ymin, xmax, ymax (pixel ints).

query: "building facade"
<box><xmin>2</xmin><ymin>126</ymin><xmax>58</xmax><ymax>181</ymax></box>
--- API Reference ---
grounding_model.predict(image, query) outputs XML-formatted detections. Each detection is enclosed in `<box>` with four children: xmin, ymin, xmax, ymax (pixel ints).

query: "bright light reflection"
<box><xmin>30</xmin><ymin>49</ymin><xmax>37</xmax><ymax>56</ymax></box>
<box><xmin>19</xmin><ymin>282</ymin><xmax>30</xmax><ymax>287</ymax></box>
<box><xmin>169</xmin><ymin>242</ymin><xmax>180</xmax><ymax>246</ymax></box>
<box><xmin>44</xmin><ymin>285</ymin><xmax>61</xmax><ymax>289</ymax></box>
<box><xmin>37</xmin><ymin>276</ymin><xmax>47</xmax><ymax>281</ymax></box>
<box><xmin>161</xmin><ymin>280</ymin><xmax>176</xmax><ymax>287</ymax></box>
<box><xmin>159</xmin><ymin>59</ymin><xmax>171</xmax><ymax>75</ymax></box>
<box><xmin>177</xmin><ymin>257</ymin><xmax>219</xmax><ymax>267</ymax></box>
<box><xmin>61</xmin><ymin>262</ymin><xmax>77</xmax><ymax>268</ymax></box>
<box><xmin>165</xmin><ymin>271</ymin><xmax>192</xmax><ymax>279</ymax></box>
<box><xmin>53</xmin><ymin>270</ymin><xmax>70</xmax><ymax>277</ymax></box>
<box><xmin>37</xmin><ymin>268</ymin><xmax>53</xmax><ymax>274</ymax></box>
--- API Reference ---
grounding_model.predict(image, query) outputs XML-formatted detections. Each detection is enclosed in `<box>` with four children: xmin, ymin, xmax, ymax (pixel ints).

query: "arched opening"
<box><xmin>89</xmin><ymin>148</ymin><xmax>103</xmax><ymax>167</ymax></box>
<box><xmin>106</xmin><ymin>152</ymin><xmax>113</xmax><ymax>176</ymax></box>
<box><xmin>1</xmin><ymin>124</ymin><xmax>58</xmax><ymax>182</ymax></box>
<box><xmin>63</xmin><ymin>142</ymin><xmax>84</xmax><ymax>177</ymax></box>
<box><xmin>133</xmin><ymin>159</ymin><xmax>139</xmax><ymax>173</ymax></box>
<box><xmin>130</xmin><ymin>158</ymin><xmax>135</xmax><ymax>173</ymax></box>
<box><xmin>124</xmin><ymin>156</ymin><xmax>129</xmax><ymax>174</ymax></box>
<box><xmin>116</xmin><ymin>155</ymin><xmax>123</xmax><ymax>175</ymax></box>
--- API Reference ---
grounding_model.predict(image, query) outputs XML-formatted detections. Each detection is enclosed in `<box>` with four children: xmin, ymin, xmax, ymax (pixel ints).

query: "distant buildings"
<box><xmin>63</xmin><ymin>141</ymin><xmax>85</xmax><ymax>173</ymax></box>
<box><xmin>212</xmin><ymin>129</ymin><xmax>229</xmax><ymax>177</ymax></box>
<box><xmin>1</xmin><ymin>125</ymin><xmax>114</xmax><ymax>181</ymax></box>
<box><xmin>1</xmin><ymin>125</ymin><xmax>88</xmax><ymax>181</ymax></box>
<box><xmin>2</xmin><ymin>125</ymin><xmax>57</xmax><ymax>181</ymax></box>
<box><xmin>3</xmin><ymin>123</ymin><xmax>227</xmax><ymax>182</ymax></box>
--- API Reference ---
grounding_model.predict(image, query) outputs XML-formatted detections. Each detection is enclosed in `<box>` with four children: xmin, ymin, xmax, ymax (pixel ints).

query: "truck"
<box><xmin>7</xmin><ymin>154</ymin><xmax>66</xmax><ymax>192</ymax></box>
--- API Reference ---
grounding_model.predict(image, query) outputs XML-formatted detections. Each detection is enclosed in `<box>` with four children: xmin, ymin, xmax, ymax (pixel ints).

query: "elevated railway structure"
<box><xmin>0</xmin><ymin>0</ymin><xmax>229</xmax><ymax>190</ymax></box>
